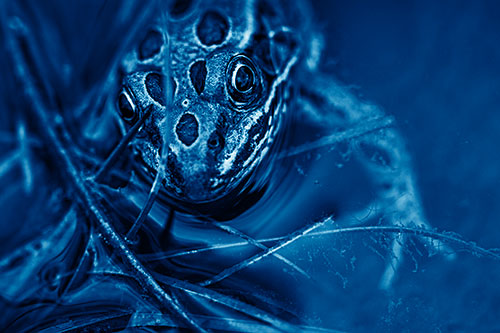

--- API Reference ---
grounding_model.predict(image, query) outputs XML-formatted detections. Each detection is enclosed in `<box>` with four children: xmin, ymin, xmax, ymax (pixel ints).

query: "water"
<box><xmin>1</xmin><ymin>1</ymin><xmax>499</xmax><ymax>331</ymax></box>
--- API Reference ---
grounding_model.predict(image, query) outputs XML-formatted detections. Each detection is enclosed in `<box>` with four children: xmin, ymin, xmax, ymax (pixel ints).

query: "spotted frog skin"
<box><xmin>118</xmin><ymin>0</ymin><xmax>307</xmax><ymax>203</ymax></box>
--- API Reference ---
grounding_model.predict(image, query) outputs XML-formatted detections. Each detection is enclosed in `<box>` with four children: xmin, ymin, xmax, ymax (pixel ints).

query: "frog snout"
<box><xmin>166</xmin><ymin>110</ymin><xmax>230</xmax><ymax>201</ymax></box>
<box><xmin>175</xmin><ymin>113</ymin><xmax>199</xmax><ymax>146</ymax></box>
<box><xmin>173</xmin><ymin>112</ymin><xmax>224</xmax><ymax>152</ymax></box>
<box><xmin>166</xmin><ymin>159</ymin><xmax>223</xmax><ymax>202</ymax></box>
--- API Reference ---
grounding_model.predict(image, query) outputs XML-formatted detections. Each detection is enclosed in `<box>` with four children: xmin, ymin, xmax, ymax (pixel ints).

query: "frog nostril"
<box><xmin>175</xmin><ymin>113</ymin><xmax>199</xmax><ymax>146</ymax></box>
<box><xmin>207</xmin><ymin>137</ymin><xmax>218</xmax><ymax>148</ymax></box>
<box><xmin>207</xmin><ymin>131</ymin><xmax>224</xmax><ymax>150</ymax></box>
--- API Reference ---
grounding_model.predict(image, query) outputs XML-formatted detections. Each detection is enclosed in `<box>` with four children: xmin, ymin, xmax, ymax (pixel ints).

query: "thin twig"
<box><xmin>212</xmin><ymin>221</ymin><xmax>312</xmax><ymax>280</ymax></box>
<box><xmin>142</xmin><ymin>224</ymin><xmax>500</xmax><ymax>262</ymax></box>
<box><xmin>126</xmin><ymin>162</ymin><xmax>165</xmax><ymax>240</ymax></box>
<box><xmin>155</xmin><ymin>274</ymin><xmax>301</xmax><ymax>332</ymax></box>
<box><xmin>87</xmin><ymin>269</ymin><xmax>301</xmax><ymax>332</ymax></box>
<box><xmin>0</xmin><ymin>150</ymin><xmax>21</xmax><ymax>179</ymax></box>
<box><xmin>93</xmin><ymin>105</ymin><xmax>153</xmax><ymax>183</ymax></box>
<box><xmin>200</xmin><ymin>217</ymin><xmax>334</xmax><ymax>287</ymax></box>
<box><xmin>17</xmin><ymin>120</ymin><xmax>33</xmax><ymax>193</ymax></box>
<box><xmin>278</xmin><ymin>115</ymin><xmax>394</xmax><ymax>159</ymax></box>
<box><xmin>0</xmin><ymin>131</ymin><xmax>41</xmax><ymax>146</ymax></box>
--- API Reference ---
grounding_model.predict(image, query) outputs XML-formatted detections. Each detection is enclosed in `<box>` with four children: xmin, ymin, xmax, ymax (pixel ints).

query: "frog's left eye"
<box><xmin>117</xmin><ymin>89</ymin><xmax>138</xmax><ymax>123</ymax></box>
<box><xmin>226</xmin><ymin>55</ymin><xmax>262</xmax><ymax>109</ymax></box>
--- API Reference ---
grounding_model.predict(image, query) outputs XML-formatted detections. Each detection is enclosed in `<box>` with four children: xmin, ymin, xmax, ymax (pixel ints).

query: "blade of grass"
<box><xmin>279</xmin><ymin>115</ymin><xmax>394</xmax><ymax>159</ymax></box>
<box><xmin>7</xmin><ymin>20</ymin><xmax>206</xmax><ymax>332</ymax></box>
<box><xmin>212</xmin><ymin>221</ymin><xmax>312</xmax><ymax>280</ymax></box>
<box><xmin>93</xmin><ymin>105</ymin><xmax>153</xmax><ymax>183</ymax></box>
<box><xmin>200</xmin><ymin>217</ymin><xmax>334</xmax><ymax>287</ymax></box>
<box><xmin>142</xmin><ymin>225</ymin><xmax>500</xmax><ymax>262</ymax></box>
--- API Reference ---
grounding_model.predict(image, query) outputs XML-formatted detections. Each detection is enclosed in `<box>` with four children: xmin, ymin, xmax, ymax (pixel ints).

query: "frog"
<box><xmin>117</xmin><ymin>0</ymin><xmax>306</xmax><ymax>206</ymax></box>
<box><xmin>115</xmin><ymin>0</ymin><xmax>449</xmax><ymax>288</ymax></box>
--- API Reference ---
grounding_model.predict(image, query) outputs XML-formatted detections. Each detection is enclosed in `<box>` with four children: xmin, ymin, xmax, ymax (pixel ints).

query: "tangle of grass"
<box><xmin>141</xmin><ymin>223</ymin><xmax>500</xmax><ymax>262</ymax></box>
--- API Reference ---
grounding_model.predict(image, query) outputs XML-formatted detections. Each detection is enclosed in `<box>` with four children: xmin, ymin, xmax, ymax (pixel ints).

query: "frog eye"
<box><xmin>117</xmin><ymin>89</ymin><xmax>137</xmax><ymax>123</ymax></box>
<box><xmin>226</xmin><ymin>55</ymin><xmax>262</xmax><ymax>109</ymax></box>
<box><xmin>233</xmin><ymin>64</ymin><xmax>254</xmax><ymax>93</ymax></box>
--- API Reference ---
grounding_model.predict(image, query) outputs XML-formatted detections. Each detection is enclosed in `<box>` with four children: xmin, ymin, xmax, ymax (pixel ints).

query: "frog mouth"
<box><xmin>163</xmin><ymin>148</ymin><xmax>232</xmax><ymax>203</ymax></box>
<box><xmin>165</xmin><ymin>173</ymin><xmax>231</xmax><ymax>203</ymax></box>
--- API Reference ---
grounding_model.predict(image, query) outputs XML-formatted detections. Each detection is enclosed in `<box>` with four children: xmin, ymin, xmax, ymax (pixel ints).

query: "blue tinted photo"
<box><xmin>0</xmin><ymin>0</ymin><xmax>499</xmax><ymax>331</ymax></box>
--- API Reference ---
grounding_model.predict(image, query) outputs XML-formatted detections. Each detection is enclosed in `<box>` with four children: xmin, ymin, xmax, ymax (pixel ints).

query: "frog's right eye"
<box><xmin>226</xmin><ymin>55</ymin><xmax>263</xmax><ymax>109</ymax></box>
<box><xmin>117</xmin><ymin>90</ymin><xmax>137</xmax><ymax>123</ymax></box>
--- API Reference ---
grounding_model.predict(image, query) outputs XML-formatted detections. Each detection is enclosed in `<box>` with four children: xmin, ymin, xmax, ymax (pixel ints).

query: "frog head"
<box><xmin>117</xmin><ymin>0</ymin><xmax>302</xmax><ymax>203</ymax></box>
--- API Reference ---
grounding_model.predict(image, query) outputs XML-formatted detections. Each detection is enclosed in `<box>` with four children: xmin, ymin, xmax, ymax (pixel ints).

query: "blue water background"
<box><xmin>313</xmin><ymin>0</ymin><xmax>500</xmax><ymax>329</ymax></box>
<box><xmin>0</xmin><ymin>0</ymin><xmax>499</xmax><ymax>331</ymax></box>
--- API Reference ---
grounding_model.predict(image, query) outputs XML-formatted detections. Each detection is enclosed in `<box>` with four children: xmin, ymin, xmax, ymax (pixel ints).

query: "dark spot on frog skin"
<box><xmin>138</xmin><ymin>30</ymin><xmax>163</xmax><ymax>60</ymax></box>
<box><xmin>175</xmin><ymin>113</ymin><xmax>199</xmax><ymax>146</ymax></box>
<box><xmin>145</xmin><ymin>72</ymin><xmax>177</xmax><ymax>106</ymax></box>
<box><xmin>168</xmin><ymin>0</ymin><xmax>194</xmax><ymax>18</ymax></box>
<box><xmin>196</xmin><ymin>11</ymin><xmax>229</xmax><ymax>46</ymax></box>
<box><xmin>189</xmin><ymin>60</ymin><xmax>207</xmax><ymax>95</ymax></box>
<box><xmin>145</xmin><ymin>72</ymin><xmax>166</xmax><ymax>106</ymax></box>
